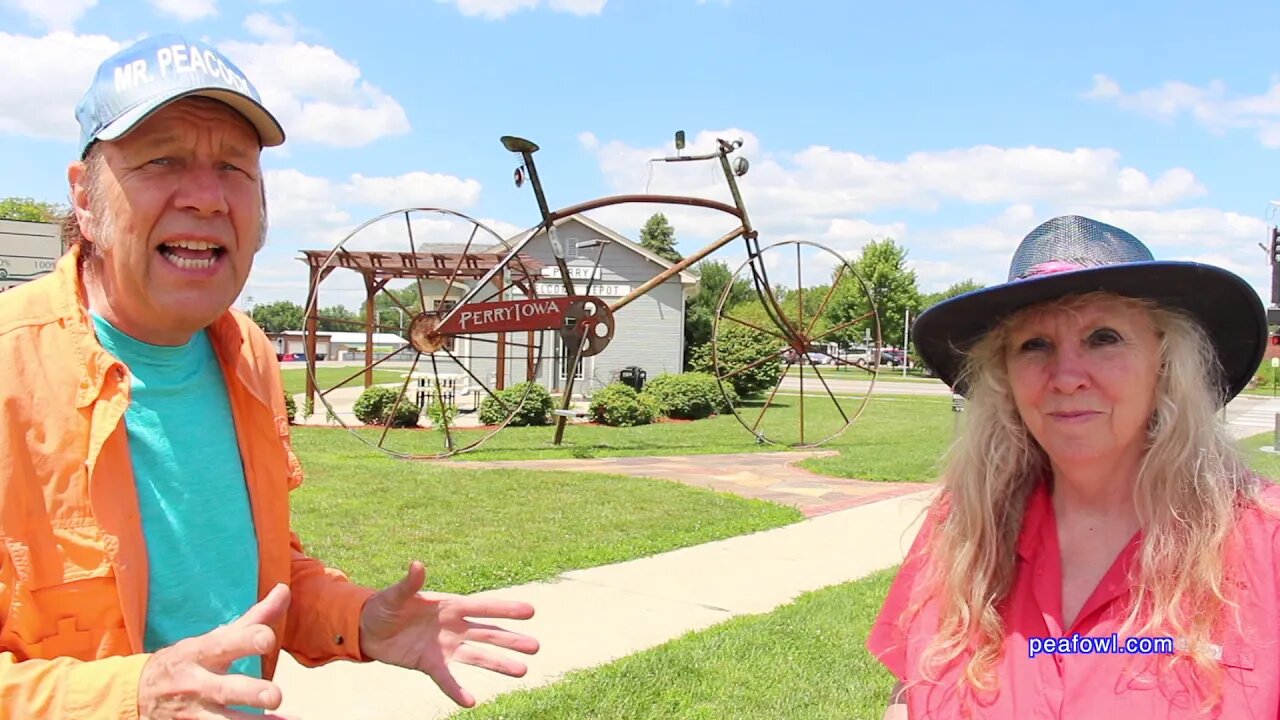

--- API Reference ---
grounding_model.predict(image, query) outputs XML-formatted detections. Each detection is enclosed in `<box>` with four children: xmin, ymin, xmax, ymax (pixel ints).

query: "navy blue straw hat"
<box><xmin>912</xmin><ymin>215</ymin><xmax>1266</xmax><ymax>404</ymax></box>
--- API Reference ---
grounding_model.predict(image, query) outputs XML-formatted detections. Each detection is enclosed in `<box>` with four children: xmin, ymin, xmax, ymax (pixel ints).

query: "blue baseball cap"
<box><xmin>75</xmin><ymin>33</ymin><xmax>285</xmax><ymax>158</ymax></box>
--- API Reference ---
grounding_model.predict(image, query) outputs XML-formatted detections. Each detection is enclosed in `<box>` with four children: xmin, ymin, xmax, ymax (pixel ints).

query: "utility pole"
<box><xmin>1268</xmin><ymin>225</ymin><xmax>1280</xmax><ymax>325</ymax></box>
<box><xmin>902</xmin><ymin>307</ymin><xmax>910</xmax><ymax>378</ymax></box>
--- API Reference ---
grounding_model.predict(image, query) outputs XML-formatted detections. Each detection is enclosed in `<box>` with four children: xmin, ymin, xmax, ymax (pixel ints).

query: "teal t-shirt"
<box><xmin>91</xmin><ymin>313</ymin><xmax>263</xmax><ymax>692</ymax></box>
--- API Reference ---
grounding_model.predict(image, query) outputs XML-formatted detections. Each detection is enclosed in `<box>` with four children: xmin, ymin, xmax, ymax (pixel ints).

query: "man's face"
<box><xmin>70</xmin><ymin>97</ymin><xmax>264</xmax><ymax>345</ymax></box>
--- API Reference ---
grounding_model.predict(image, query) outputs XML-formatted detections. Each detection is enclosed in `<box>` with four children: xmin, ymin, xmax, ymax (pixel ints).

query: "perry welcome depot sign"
<box><xmin>0</xmin><ymin>219</ymin><xmax>60</xmax><ymax>293</ymax></box>
<box><xmin>538</xmin><ymin>264</ymin><xmax>630</xmax><ymax>297</ymax></box>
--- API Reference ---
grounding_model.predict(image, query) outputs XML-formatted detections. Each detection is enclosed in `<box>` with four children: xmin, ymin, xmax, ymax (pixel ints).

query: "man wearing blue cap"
<box><xmin>0</xmin><ymin>34</ymin><xmax>539</xmax><ymax>719</ymax></box>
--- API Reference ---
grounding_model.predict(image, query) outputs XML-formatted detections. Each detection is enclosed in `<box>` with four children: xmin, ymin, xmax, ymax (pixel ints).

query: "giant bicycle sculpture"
<box><xmin>301</xmin><ymin>132</ymin><xmax>885</xmax><ymax>459</ymax></box>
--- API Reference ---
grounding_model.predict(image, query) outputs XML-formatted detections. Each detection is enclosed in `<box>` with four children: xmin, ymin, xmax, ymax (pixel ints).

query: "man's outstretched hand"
<box><xmin>358</xmin><ymin>561</ymin><xmax>540</xmax><ymax>708</ymax></box>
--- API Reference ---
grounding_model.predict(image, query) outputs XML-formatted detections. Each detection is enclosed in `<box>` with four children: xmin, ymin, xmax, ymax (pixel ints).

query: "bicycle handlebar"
<box><xmin>655</xmin><ymin>137</ymin><xmax>744</xmax><ymax>164</ymax></box>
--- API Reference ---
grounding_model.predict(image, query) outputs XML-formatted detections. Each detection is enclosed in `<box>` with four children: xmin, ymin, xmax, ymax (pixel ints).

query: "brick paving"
<box><xmin>453</xmin><ymin>450</ymin><xmax>932</xmax><ymax>517</ymax></box>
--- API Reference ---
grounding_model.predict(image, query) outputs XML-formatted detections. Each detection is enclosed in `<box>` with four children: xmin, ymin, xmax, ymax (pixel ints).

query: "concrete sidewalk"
<box><xmin>273</xmin><ymin>488</ymin><xmax>935</xmax><ymax>719</ymax></box>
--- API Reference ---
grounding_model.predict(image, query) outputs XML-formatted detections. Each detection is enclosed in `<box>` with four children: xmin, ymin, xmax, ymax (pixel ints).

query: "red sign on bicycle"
<box><xmin>435</xmin><ymin>297</ymin><xmax>575</xmax><ymax>334</ymax></box>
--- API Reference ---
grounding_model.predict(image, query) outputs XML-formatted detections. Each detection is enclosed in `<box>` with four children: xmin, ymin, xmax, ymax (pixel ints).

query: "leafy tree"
<box><xmin>921</xmin><ymin>278</ymin><xmax>985</xmax><ymax>309</ymax></box>
<box><xmin>317</xmin><ymin>304</ymin><xmax>359</xmax><ymax>332</ymax></box>
<box><xmin>249</xmin><ymin>300</ymin><xmax>304</xmax><ymax>333</ymax></box>
<box><xmin>639</xmin><ymin>212</ymin><xmax>682</xmax><ymax>264</ymax></box>
<box><xmin>778</xmin><ymin>284</ymin><xmax>832</xmax><ymax>339</ymax></box>
<box><xmin>683</xmin><ymin>259</ymin><xmax>753</xmax><ymax>367</ymax></box>
<box><xmin>824</xmin><ymin>238</ymin><xmax>922</xmax><ymax>349</ymax></box>
<box><xmin>0</xmin><ymin>197</ymin><xmax>66</xmax><ymax>222</ymax></box>
<box><xmin>361</xmin><ymin>285</ymin><xmax>426</xmax><ymax>329</ymax></box>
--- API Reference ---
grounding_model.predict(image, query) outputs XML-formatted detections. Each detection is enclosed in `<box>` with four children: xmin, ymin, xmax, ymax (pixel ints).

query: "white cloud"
<box><xmin>435</xmin><ymin>0</ymin><xmax>604</xmax><ymax>19</ymax></box>
<box><xmin>264</xmin><ymin>168</ymin><xmax>484</xmax><ymax>233</ymax></box>
<box><xmin>549</xmin><ymin>0</ymin><xmax>605</xmax><ymax>13</ymax></box>
<box><xmin>147</xmin><ymin>0</ymin><xmax>217</xmax><ymax>21</ymax></box>
<box><xmin>0</xmin><ymin>31</ymin><xmax>409</xmax><ymax>149</ymax></box>
<box><xmin>244</xmin><ymin>12</ymin><xmax>297</xmax><ymax>43</ymax></box>
<box><xmin>217</xmin><ymin>39</ymin><xmax>411</xmax><ymax>147</ymax></box>
<box><xmin>9</xmin><ymin>0</ymin><xmax>98</xmax><ymax>31</ymax></box>
<box><xmin>0</xmin><ymin>31</ymin><xmax>122</xmax><ymax>141</ymax></box>
<box><xmin>914</xmin><ymin>204</ymin><xmax>1273</xmax><ymax>300</ymax></box>
<box><xmin>578</xmin><ymin>128</ymin><xmax>1268</xmax><ymax>304</ymax></box>
<box><xmin>584</xmin><ymin>129</ymin><xmax>1203</xmax><ymax>217</ymax></box>
<box><xmin>573</xmin><ymin>128</ymin><xmax>1206</xmax><ymax>267</ymax></box>
<box><xmin>1085</xmin><ymin>73</ymin><xmax>1280</xmax><ymax>148</ymax></box>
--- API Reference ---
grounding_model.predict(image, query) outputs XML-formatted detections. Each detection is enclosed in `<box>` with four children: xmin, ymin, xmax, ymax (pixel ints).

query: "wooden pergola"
<box><xmin>297</xmin><ymin>248</ymin><xmax>545</xmax><ymax>411</ymax></box>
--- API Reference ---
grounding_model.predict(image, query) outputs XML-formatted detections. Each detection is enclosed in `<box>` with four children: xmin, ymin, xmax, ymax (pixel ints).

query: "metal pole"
<box><xmin>902</xmin><ymin>308</ymin><xmax>909</xmax><ymax>378</ymax></box>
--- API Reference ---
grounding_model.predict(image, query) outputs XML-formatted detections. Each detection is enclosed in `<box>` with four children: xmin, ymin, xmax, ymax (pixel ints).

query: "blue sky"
<box><xmin>4</xmin><ymin>0</ymin><xmax>1280</xmax><ymax>310</ymax></box>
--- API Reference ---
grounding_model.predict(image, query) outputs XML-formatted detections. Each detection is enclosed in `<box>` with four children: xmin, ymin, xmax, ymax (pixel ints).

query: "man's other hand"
<box><xmin>138</xmin><ymin>583</ymin><xmax>297</xmax><ymax>720</ymax></box>
<box><xmin>358</xmin><ymin>560</ymin><xmax>540</xmax><ymax>708</ymax></box>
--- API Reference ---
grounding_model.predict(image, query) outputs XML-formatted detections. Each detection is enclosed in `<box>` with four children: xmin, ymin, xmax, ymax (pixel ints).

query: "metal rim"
<box><xmin>711</xmin><ymin>239</ymin><xmax>883</xmax><ymax>448</ymax></box>
<box><xmin>302</xmin><ymin>207</ymin><xmax>546</xmax><ymax>459</ymax></box>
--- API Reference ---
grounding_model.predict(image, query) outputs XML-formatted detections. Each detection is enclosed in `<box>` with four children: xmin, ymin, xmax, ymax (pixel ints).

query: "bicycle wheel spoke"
<box><xmin>828</xmin><ymin>354</ymin><xmax>878</xmax><ymax>375</ymax></box>
<box><xmin>721</xmin><ymin>345</ymin><xmax>790</xmax><ymax>381</ymax></box>
<box><xmin>811</xmin><ymin>311</ymin><xmax>875</xmax><ymax>343</ymax></box>
<box><xmin>379</xmin><ymin>285</ymin><xmax>417</xmax><ymax>316</ymax></box>
<box><xmin>807</xmin><ymin>363</ymin><xmax>850</xmax><ymax>424</ymax></box>
<box><xmin>461</xmin><ymin>334</ymin><xmax>541</xmax><ymax>351</ymax></box>
<box><xmin>405</xmin><ymin>212</ymin><xmax>429</xmax><ymax>313</ymax></box>
<box><xmin>805</xmin><ymin>264</ymin><xmax>846</xmax><ymax>337</ymax></box>
<box><xmin>377</xmin><ymin>352</ymin><xmax>422</xmax><ymax>449</ymax></box>
<box><xmin>751</xmin><ymin>362</ymin><xmax>794</xmax><ymax>434</ymax></box>
<box><xmin>474</xmin><ymin>279</ymin><xmax>527</xmax><ymax>305</ymax></box>
<box><xmin>441</xmin><ymin>346</ymin><xmax>514</xmax><ymax>414</ymax></box>
<box><xmin>440</xmin><ymin>223</ymin><xmax>480</xmax><ymax>303</ymax></box>
<box><xmin>315</xmin><ymin>315</ymin><xmax>402</xmax><ymax>333</ymax></box>
<box><xmin>722</xmin><ymin>314</ymin><xmax>789</xmax><ymax>342</ymax></box>
<box><xmin>798</xmin><ymin>355</ymin><xmax>805</xmax><ymax>445</ymax></box>
<box><xmin>318</xmin><ymin>342</ymin><xmax>413</xmax><ymax>398</ymax></box>
<box><xmin>795</xmin><ymin>243</ymin><xmax>805</xmax><ymax>340</ymax></box>
<box><xmin>429</xmin><ymin>352</ymin><xmax>456</xmax><ymax>452</ymax></box>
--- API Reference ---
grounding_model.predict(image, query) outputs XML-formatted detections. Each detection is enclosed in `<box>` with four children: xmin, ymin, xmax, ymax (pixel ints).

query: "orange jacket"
<box><xmin>0</xmin><ymin>247</ymin><xmax>376</xmax><ymax>718</ymax></box>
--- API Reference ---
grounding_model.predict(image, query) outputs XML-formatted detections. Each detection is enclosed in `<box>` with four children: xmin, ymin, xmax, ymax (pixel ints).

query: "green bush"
<box><xmin>283</xmin><ymin>391</ymin><xmax>297</xmax><ymax>424</ymax></box>
<box><xmin>478</xmin><ymin>381</ymin><xmax>554</xmax><ymax>427</ymax></box>
<box><xmin>589</xmin><ymin>382</ymin><xmax>661</xmax><ymax>427</ymax></box>
<box><xmin>641</xmin><ymin>372</ymin><xmax>725</xmax><ymax>420</ymax></box>
<box><xmin>689</xmin><ymin>321</ymin><xmax>785</xmax><ymax>398</ymax></box>
<box><xmin>353</xmin><ymin>386</ymin><xmax>421</xmax><ymax>427</ymax></box>
<box><xmin>424</xmin><ymin>398</ymin><xmax>458</xmax><ymax>429</ymax></box>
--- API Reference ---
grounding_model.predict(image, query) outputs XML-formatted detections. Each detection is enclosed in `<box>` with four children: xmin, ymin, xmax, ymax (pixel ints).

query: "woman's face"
<box><xmin>1004</xmin><ymin>295</ymin><xmax>1162</xmax><ymax>470</ymax></box>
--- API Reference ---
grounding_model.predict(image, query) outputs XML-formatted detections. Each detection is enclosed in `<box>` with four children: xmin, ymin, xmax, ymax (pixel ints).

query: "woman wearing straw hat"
<box><xmin>868</xmin><ymin>215</ymin><xmax>1280</xmax><ymax>718</ymax></box>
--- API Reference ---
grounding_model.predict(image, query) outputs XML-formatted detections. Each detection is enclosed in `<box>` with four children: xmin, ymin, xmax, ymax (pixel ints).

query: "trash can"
<box><xmin>619</xmin><ymin>366</ymin><xmax>647</xmax><ymax>392</ymax></box>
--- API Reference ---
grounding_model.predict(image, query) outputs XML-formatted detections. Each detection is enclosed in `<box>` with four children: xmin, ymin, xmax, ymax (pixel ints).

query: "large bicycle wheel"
<box><xmin>711</xmin><ymin>240</ymin><xmax>882</xmax><ymax>447</ymax></box>
<box><xmin>301</xmin><ymin>207</ymin><xmax>547</xmax><ymax>459</ymax></box>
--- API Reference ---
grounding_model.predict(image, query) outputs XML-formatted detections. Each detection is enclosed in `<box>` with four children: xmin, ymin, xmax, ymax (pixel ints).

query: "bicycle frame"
<box><xmin>432</xmin><ymin>136</ymin><xmax>800</xmax><ymax>351</ymax></box>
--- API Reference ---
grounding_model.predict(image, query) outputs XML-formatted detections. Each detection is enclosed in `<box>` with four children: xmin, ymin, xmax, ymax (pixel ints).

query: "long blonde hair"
<box><xmin>912</xmin><ymin>291</ymin><xmax>1265</xmax><ymax>705</ymax></box>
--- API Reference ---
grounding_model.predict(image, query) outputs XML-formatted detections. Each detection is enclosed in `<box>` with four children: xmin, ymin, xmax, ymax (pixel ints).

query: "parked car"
<box><xmin>878</xmin><ymin>349</ymin><xmax>906</xmax><ymax>367</ymax></box>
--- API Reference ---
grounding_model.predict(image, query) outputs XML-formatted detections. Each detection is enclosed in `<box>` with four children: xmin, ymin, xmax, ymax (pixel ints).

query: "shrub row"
<box><xmin>588</xmin><ymin>371</ymin><xmax>737</xmax><ymax>427</ymax></box>
<box><xmin>310</xmin><ymin>372</ymin><xmax>736</xmax><ymax>431</ymax></box>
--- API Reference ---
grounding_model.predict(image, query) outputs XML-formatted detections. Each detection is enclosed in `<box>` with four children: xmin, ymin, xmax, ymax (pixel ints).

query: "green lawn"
<box><xmin>287</xmin><ymin>428</ymin><xmax>801</xmax><ymax>593</ymax></box>
<box><xmin>1239</xmin><ymin>431</ymin><xmax>1280</xmax><ymax>479</ymax></box>
<box><xmin>293</xmin><ymin>394</ymin><xmax>955</xmax><ymax>483</ymax></box>
<box><xmin>280</xmin><ymin>367</ymin><xmax>408</xmax><ymax>396</ymax></box>
<box><xmin>453</xmin><ymin>567</ymin><xmax>899</xmax><ymax>720</ymax></box>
